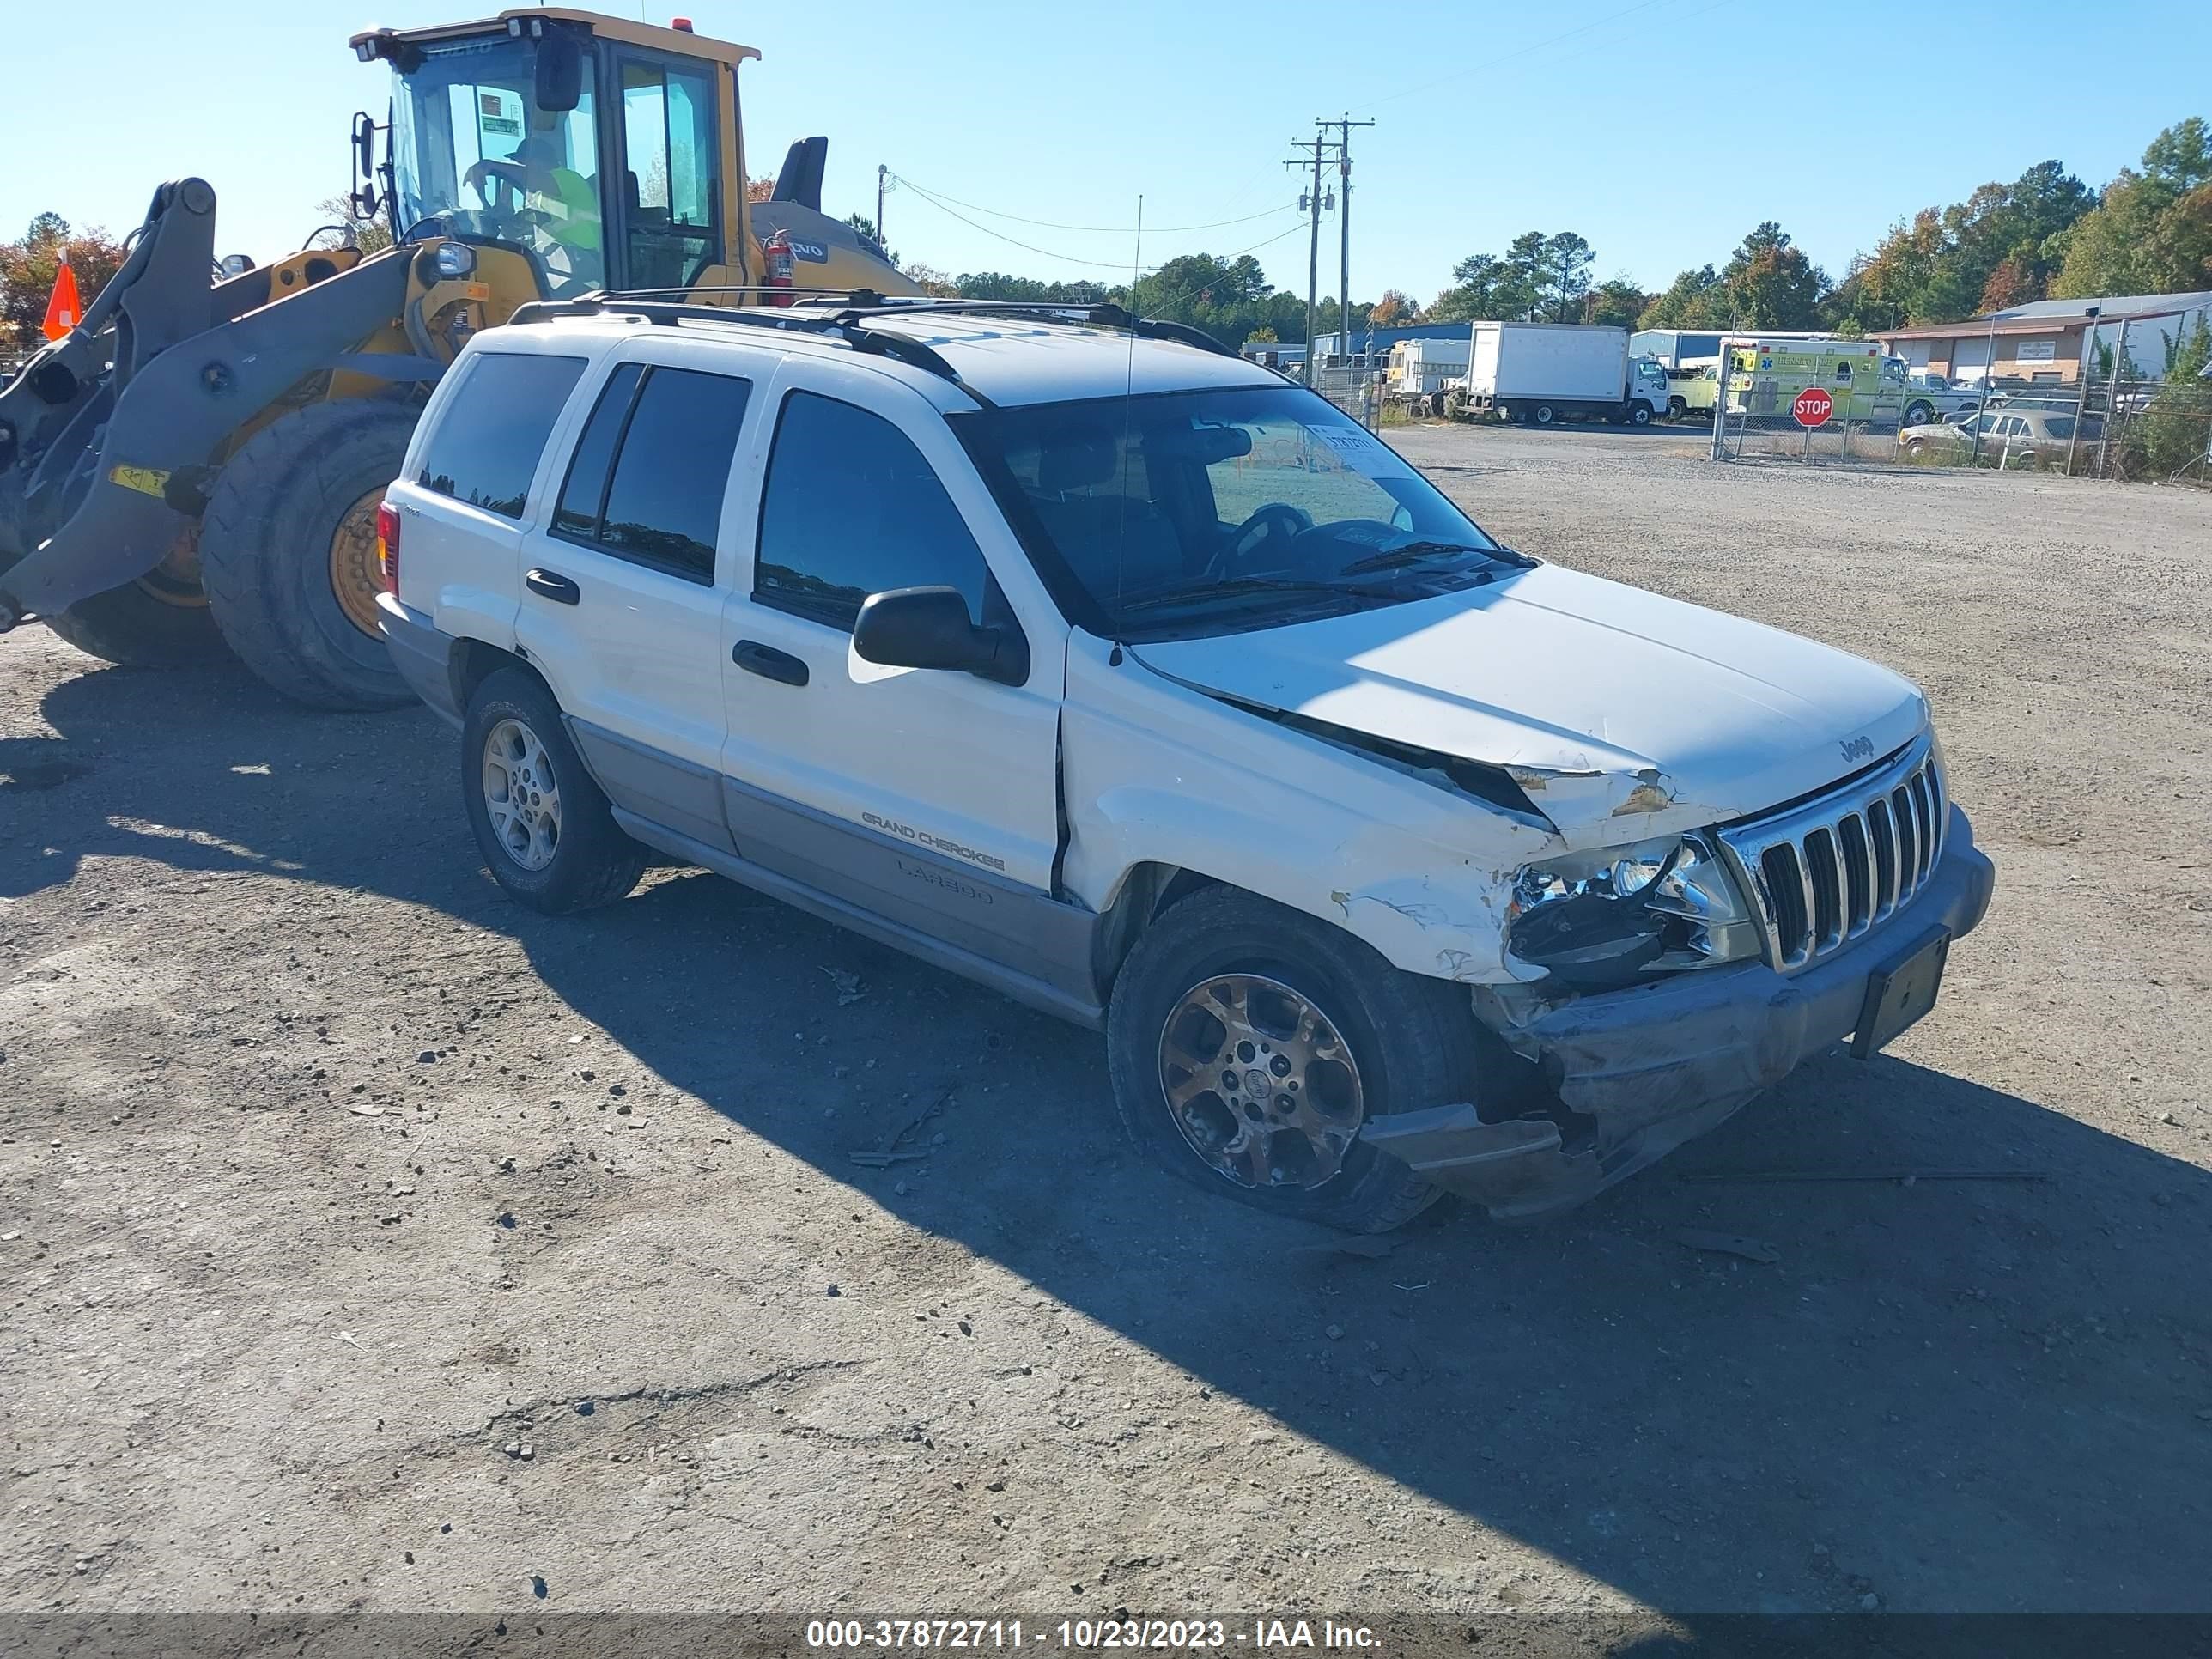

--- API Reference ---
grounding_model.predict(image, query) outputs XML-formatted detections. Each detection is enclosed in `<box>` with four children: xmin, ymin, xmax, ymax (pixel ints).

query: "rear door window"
<box><xmin>550</xmin><ymin>362</ymin><xmax>751</xmax><ymax>582</ymax></box>
<box><xmin>416</xmin><ymin>352</ymin><xmax>588</xmax><ymax>517</ymax></box>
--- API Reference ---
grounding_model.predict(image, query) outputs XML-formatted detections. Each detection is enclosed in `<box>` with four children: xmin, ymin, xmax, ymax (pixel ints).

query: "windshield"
<box><xmin>957</xmin><ymin>386</ymin><xmax>1511</xmax><ymax>641</ymax></box>
<box><xmin>389</xmin><ymin>34</ymin><xmax>605</xmax><ymax>296</ymax></box>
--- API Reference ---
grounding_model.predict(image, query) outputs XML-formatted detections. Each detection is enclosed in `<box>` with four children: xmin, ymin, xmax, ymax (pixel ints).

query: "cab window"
<box><xmin>618</xmin><ymin>56</ymin><xmax>719</xmax><ymax>291</ymax></box>
<box><xmin>388</xmin><ymin>34</ymin><xmax>605</xmax><ymax>296</ymax></box>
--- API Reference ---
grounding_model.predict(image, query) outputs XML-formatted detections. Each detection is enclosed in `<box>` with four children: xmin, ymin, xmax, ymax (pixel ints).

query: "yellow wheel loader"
<box><xmin>0</xmin><ymin>7</ymin><xmax>911</xmax><ymax>708</ymax></box>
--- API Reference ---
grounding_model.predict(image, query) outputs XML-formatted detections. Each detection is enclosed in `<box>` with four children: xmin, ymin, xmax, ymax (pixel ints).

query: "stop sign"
<box><xmin>1793</xmin><ymin>386</ymin><xmax>1835</xmax><ymax>427</ymax></box>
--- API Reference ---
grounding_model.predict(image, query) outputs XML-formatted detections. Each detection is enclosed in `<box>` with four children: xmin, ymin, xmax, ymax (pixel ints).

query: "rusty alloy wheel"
<box><xmin>326</xmin><ymin>485</ymin><xmax>388</xmax><ymax>639</ymax></box>
<box><xmin>1157</xmin><ymin>973</ymin><xmax>1366</xmax><ymax>1190</ymax></box>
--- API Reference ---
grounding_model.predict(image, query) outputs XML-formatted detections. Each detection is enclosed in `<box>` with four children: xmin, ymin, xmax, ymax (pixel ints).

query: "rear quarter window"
<box><xmin>415</xmin><ymin>352</ymin><xmax>589</xmax><ymax>518</ymax></box>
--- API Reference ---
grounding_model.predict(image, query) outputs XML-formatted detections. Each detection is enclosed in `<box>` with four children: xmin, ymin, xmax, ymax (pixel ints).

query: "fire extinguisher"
<box><xmin>763</xmin><ymin>228</ymin><xmax>795</xmax><ymax>308</ymax></box>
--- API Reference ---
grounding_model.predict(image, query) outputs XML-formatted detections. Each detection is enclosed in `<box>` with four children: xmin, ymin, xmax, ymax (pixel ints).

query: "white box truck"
<box><xmin>1389</xmin><ymin>337</ymin><xmax>1472</xmax><ymax>412</ymax></box>
<box><xmin>1462</xmin><ymin>322</ymin><xmax>1670</xmax><ymax>427</ymax></box>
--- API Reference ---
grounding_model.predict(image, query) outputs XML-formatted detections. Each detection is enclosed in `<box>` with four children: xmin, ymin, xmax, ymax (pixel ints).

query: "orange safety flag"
<box><xmin>42</xmin><ymin>261</ymin><xmax>82</xmax><ymax>340</ymax></box>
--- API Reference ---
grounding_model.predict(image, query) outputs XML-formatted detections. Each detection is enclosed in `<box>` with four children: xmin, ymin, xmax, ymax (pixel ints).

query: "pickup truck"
<box><xmin>1894</xmin><ymin>364</ymin><xmax>1984</xmax><ymax>429</ymax></box>
<box><xmin>375</xmin><ymin>295</ymin><xmax>1996</xmax><ymax>1231</ymax></box>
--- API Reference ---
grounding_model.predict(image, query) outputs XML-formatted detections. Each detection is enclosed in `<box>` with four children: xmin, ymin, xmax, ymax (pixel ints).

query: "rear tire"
<box><xmin>461</xmin><ymin>666</ymin><xmax>647</xmax><ymax>915</ymax></box>
<box><xmin>1532</xmin><ymin>403</ymin><xmax>1558</xmax><ymax>426</ymax></box>
<box><xmin>199</xmin><ymin>399</ymin><xmax>420</xmax><ymax>710</ymax></box>
<box><xmin>1106</xmin><ymin>887</ymin><xmax>1471</xmax><ymax>1233</ymax></box>
<box><xmin>1904</xmin><ymin>399</ymin><xmax>1934</xmax><ymax>428</ymax></box>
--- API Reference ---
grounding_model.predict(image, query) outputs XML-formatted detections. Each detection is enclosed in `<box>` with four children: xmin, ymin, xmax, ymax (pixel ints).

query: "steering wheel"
<box><xmin>1208</xmin><ymin>501</ymin><xmax>1314</xmax><ymax>579</ymax></box>
<box><xmin>465</xmin><ymin>157</ymin><xmax>530</xmax><ymax>200</ymax></box>
<box><xmin>463</xmin><ymin>157</ymin><xmax>536</xmax><ymax>231</ymax></box>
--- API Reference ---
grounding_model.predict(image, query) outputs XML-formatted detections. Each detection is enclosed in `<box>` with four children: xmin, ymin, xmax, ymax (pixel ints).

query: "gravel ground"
<box><xmin>3</xmin><ymin>424</ymin><xmax>2209</xmax><ymax>1632</ymax></box>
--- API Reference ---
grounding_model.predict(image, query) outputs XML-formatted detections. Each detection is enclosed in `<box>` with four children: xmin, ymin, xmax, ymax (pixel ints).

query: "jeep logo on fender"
<box><xmin>1839</xmin><ymin>734</ymin><xmax>1875</xmax><ymax>764</ymax></box>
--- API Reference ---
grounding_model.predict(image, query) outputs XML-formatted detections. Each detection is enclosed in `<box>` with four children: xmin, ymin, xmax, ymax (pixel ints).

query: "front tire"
<box><xmin>1105</xmin><ymin>888</ymin><xmax>1472</xmax><ymax>1232</ymax></box>
<box><xmin>461</xmin><ymin>666</ymin><xmax>647</xmax><ymax>915</ymax></box>
<box><xmin>1627</xmin><ymin>402</ymin><xmax>1653</xmax><ymax>427</ymax></box>
<box><xmin>41</xmin><ymin>522</ymin><xmax>227</xmax><ymax>668</ymax></box>
<box><xmin>198</xmin><ymin>399</ymin><xmax>420</xmax><ymax>710</ymax></box>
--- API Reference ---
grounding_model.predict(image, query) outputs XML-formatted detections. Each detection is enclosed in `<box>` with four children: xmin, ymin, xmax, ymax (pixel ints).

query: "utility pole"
<box><xmin>876</xmin><ymin>164</ymin><xmax>887</xmax><ymax>243</ymax></box>
<box><xmin>1316</xmin><ymin>113</ymin><xmax>1374</xmax><ymax>368</ymax></box>
<box><xmin>1284</xmin><ymin>136</ymin><xmax>1332</xmax><ymax>382</ymax></box>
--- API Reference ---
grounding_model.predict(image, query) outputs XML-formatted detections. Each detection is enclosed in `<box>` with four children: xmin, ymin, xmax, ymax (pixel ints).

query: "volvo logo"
<box><xmin>1839</xmin><ymin>734</ymin><xmax>1875</xmax><ymax>764</ymax></box>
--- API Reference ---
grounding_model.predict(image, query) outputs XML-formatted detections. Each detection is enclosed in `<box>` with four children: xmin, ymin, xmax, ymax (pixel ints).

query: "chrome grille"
<box><xmin>1716</xmin><ymin>736</ymin><xmax>1946</xmax><ymax>973</ymax></box>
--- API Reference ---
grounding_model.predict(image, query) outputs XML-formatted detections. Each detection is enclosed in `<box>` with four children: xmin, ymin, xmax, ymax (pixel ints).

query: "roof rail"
<box><xmin>500</xmin><ymin>288</ymin><xmax>1243</xmax><ymax>387</ymax></box>
<box><xmin>503</xmin><ymin>290</ymin><xmax>978</xmax><ymax>398</ymax></box>
<box><xmin>815</xmin><ymin>295</ymin><xmax>1242</xmax><ymax>359</ymax></box>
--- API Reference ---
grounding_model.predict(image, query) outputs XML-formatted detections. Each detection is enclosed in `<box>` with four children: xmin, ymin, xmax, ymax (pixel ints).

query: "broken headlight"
<box><xmin>1505</xmin><ymin>834</ymin><xmax>1761</xmax><ymax>989</ymax></box>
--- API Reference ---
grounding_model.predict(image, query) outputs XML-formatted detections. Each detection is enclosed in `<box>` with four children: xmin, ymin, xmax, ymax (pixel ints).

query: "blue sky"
<box><xmin>6</xmin><ymin>0</ymin><xmax>2207</xmax><ymax>306</ymax></box>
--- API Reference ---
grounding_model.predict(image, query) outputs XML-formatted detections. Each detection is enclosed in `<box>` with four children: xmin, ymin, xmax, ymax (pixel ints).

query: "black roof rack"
<box><xmin>816</xmin><ymin>295</ymin><xmax>1241</xmax><ymax>359</ymax></box>
<box><xmin>503</xmin><ymin>289</ymin><xmax>978</xmax><ymax>397</ymax></box>
<box><xmin>502</xmin><ymin>289</ymin><xmax>1243</xmax><ymax>388</ymax></box>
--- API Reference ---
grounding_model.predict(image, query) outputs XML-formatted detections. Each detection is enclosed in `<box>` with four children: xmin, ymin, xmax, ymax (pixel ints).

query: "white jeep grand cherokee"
<box><xmin>375</xmin><ymin>295</ymin><xmax>1994</xmax><ymax>1231</ymax></box>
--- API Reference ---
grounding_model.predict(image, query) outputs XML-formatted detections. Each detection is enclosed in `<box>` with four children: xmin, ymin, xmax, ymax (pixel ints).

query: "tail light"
<box><xmin>374</xmin><ymin>499</ymin><xmax>400</xmax><ymax>595</ymax></box>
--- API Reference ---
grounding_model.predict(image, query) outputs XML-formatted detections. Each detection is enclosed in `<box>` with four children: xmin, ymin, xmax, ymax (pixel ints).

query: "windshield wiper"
<box><xmin>1116</xmin><ymin>574</ymin><xmax>1409</xmax><ymax>615</ymax></box>
<box><xmin>1338</xmin><ymin>539</ymin><xmax>1536</xmax><ymax>575</ymax></box>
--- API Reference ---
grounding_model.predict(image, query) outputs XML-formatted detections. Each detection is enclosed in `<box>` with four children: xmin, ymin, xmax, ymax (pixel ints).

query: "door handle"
<box><xmin>526</xmin><ymin>568</ymin><xmax>580</xmax><ymax>605</ymax></box>
<box><xmin>732</xmin><ymin>639</ymin><xmax>809</xmax><ymax>687</ymax></box>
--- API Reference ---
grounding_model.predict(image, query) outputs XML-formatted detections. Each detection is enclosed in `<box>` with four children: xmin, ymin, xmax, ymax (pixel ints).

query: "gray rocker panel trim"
<box><xmin>566</xmin><ymin>717</ymin><xmax>734</xmax><ymax>854</ymax></box>
<box><xmin>611</xmin><ymin>811</ymin><xmax>1105</xmax><ymax>1031</ymax></box>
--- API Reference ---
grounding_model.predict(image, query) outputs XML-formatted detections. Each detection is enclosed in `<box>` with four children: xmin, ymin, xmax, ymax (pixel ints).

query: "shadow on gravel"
<box><xmin>9</xmin><ymin>659</ymin><xmax>2210</xmax><ymax>1619</ymax></box>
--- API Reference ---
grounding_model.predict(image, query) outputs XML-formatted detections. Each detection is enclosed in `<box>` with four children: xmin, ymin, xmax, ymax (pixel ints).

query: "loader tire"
<box><xmin>45</xmin><ymin>579</ymin><xmax>225</xmax><ymax>669</ymax></box>
<box><xmin>40</xmin><ymin>521</ymin><xmax>227</xmax><ymax>669</ymax></box>
<box><xmin>199</xmin><ymin>399</ymin><xmax>419</xmax><ymax>711</ymax></box>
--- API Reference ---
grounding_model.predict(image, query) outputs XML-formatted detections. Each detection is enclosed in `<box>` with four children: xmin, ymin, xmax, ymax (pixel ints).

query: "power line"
<box><xmin>884</xmin><ymin>173</ymin><xmax>1299</xmax><ymax>236</ymax></box>
<box><xmin>890</xmin><ymin>179</ymin><xmax>1162</xmax><ymax>270</ymax></box>
<box><xmin>894</xmin><ymin>175</ymin><xmax>1310</xmax><ymax>277</ymax></box>
<box><xmin>1354</xmin><ymin>0</ymin><xmax>1701</xmax><ymax>115</ymax></box>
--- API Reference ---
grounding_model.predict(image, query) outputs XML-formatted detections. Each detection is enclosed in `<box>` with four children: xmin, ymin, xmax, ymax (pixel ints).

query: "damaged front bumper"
<box><xmin>1364</xmin><ymin>804</ymin><xmax>1996</xmax><ymax>1223</ymax></box>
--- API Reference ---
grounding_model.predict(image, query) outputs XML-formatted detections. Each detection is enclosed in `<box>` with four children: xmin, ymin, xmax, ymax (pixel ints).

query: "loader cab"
<box><xmin>355</xmin><ymin>9</ymin><xmax>754</xmax><ymax>300</ymax></box>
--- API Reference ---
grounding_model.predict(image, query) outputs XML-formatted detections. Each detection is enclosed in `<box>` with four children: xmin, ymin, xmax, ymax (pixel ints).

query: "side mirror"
<box><xmin>853</xmin><ymin>586</ymin><xmax>1029</xmax><ymax>686</ymax></box>
<box><xmin>350</xmin><ymin>111</ymin><xmax>382</xmax><ymax>219</ymax></box>
<box><xmin>218</xmin><ymin>253</ymin><xmax>256</xmax><ymax>279</ymax></box>
<box><xmin>534</xmin><ymin>29</ymin><xmax>584</xmax><ymax>113</ymax></box>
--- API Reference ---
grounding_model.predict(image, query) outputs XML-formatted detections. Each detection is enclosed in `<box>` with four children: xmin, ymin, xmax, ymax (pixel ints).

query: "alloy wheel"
<box><xmin>482</xmin><ymin>717</ymin><xmax>562</xmax><ymax>872</ymax></box>
<box><xmin>1157</xmin><ymin>973</ymin><xmax>1365</xmax><ymax>1190</ymax></box>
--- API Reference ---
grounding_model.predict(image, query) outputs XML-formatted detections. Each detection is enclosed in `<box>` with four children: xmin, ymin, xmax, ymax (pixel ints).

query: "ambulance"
<box><xmin>1722</xmin><ymin>337</ymin><xmax>1902</xmax><ymax>423</ymax></box>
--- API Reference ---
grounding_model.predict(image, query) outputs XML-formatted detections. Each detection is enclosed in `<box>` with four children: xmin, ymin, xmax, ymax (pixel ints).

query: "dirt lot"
<box><xmin>5</xmin><ymin>425</ymin><xmax>2210</xmax><ymax>1633</ymax></box>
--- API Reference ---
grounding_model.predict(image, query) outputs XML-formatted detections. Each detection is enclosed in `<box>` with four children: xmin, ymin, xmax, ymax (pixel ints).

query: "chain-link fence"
<box><xmin>1308</xmin><ymin>364</ymin><xmax>1387</xmax><ymax>430</ymax></box>
<box><xmin>1714</xmin><ymin>364</ymin><xmax>2212</xmax><ymax>485</ymax></box>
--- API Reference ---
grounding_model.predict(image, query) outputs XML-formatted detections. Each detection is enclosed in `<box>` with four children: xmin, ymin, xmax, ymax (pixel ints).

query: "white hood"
<box><xmin>1130</xmin><ymin>563</ymin><xmax>1927</xmax><ymax>845</ymax></box>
